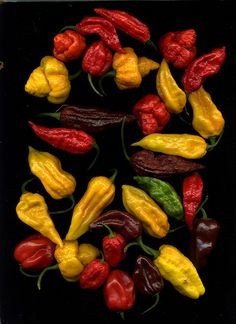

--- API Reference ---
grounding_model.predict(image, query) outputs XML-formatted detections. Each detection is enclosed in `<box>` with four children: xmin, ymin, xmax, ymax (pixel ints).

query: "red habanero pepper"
<box><xmin>103</xmin><ymin>269</ymin><xmax>136</xmax><ymax>312</ymax></box>
<box><xmin>158</xmin><ymin>29</ymin><xmax>197</xmax><ymax>68</ymax></box>
<box><xmin>79</xmin><ymin>258</ymin><xmax>110</xmax><ymax>289</ymax></box>
<box><xmin>133</xmin><ymin>94</ymin><xmax>171</xmax><ymax>135</ymax></box>
<box><xmin>181</xmin><ymin>46</ymin><xmax>226</xmax><ymax>93</ymax></box>
<box><xmin>76</xmin><ymin>17</ymin><xmax>125</xmax><ymax>53</ymax></box>
<box><xmin>14</xmin><ymin>233</ymin><xmax>56</xmax><ymax>272</ymax></box>
<box><xmin>53</xmin><ymin>29</ymin><xmax>86</xmax><ymax>62</ymax></box>
<box><xmin>182</xmin><ymin>172</ymin><xmax>204</xmax><ymax>231</ymax></box>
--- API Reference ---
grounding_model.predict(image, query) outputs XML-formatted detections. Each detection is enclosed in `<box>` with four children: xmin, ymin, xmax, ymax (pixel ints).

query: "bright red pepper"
<box><xmin>103</xmin><ymin>269</ymin><xmax>136</xmax><ymax>312</ymax></box>
<box><xmin>14</xmin><ymin>233</ymin><xmax>56</xmax><ymax>272</ymax></box>
<box><xmin>53</xmin><ymin>29</ymin><xmax>86</xmax><ymax>62</ymax></box>
<box><xmin>158</xmin><ymin>29</ymin><xmax>197</xmax><ymax>68</ymax></box>
<box><xmin>133</xmin><ymin>94</ymin><xmax>171</xmax><ymax>135</ymax></box>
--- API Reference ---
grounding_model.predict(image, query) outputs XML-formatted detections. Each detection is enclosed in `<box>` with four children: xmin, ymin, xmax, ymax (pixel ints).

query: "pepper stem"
<box><xmin>98</xmin><ymin>70</ymin><xmax>116</xmax><ymax>96</ymax></box>
<box><xmin>87</xmin><ymin>74</ymin><xmax>104</xmax><ymax>97</ymax></box>
<box><xmin>141</xmin><ymin>293</ymin><xmax>160</xmax><ymax>315</ymax></box>
<box><xmin>19</xmin><ymin>266</ymin><xmax>39</xmax><ymax>278</ymax></box>
<box><xmin>37</xmin><ymin>264</ymin><xmax>59</xmax><ymax>290</ymax></box>
<box><xmin>87</xmin><ymin>142</ymin><xmax>100</xmax><ymax>171</ymax></box>
<box><xmin>50</xmin><ymin>195</ymin><xmax>75</xmax><ymax>215</ymax></box>
<box><xmin>21</xmin><ymin>177</ymin><xmax>37</xmax><ymax>193</ymax></box>
<box><xmin>37</xmin><ymin>111</ymin><xmax>60</xmax><ymax>121</ymax></box>
<box><xmin>109</xmin><ymin>168</ymin><xmax>118</xmax><ymax>183</ymax></box>
<box><xmin>69</xmin><ymin>68</ymin><xmax>82</xmax><ymax>81</ymax></box>
<box><xmin>103</xmin><ymin>224</ymin><xmax>115</xmax><ymax>238</ymax></box>
<box><xmin>59</xmin><ymin>25</ymin><xmax>77</xmax><ymax>33</ymax></box>
<box><xmin>145</xmin><ymin>39</ymin><xmax>158</xmax><ymax>53</ymax></box>
<box><xmin>125</xmin><ymin>236</ymin><xmax>160</xmax><ymax>258</ymax></box>
<box><xmin>168</xmin><ymin>224</ymin><xmax>186</xmax><ymax>233</ymax></box>
<box><xmin>207</xmin><ymin>130</ymin><xmax>224</xmax><ymax>151</ymax></box>
<box><xmin>121</xmin><ymin>117</ymin><xmax>130</xmax><ymax>162</ymax></box>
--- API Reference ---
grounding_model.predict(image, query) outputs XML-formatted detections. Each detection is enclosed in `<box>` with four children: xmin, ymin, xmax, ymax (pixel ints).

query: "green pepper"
<box><xmin>133</xmin><ymin>176</ymin><xmax>184</xmax><ymax>221</ymax></box>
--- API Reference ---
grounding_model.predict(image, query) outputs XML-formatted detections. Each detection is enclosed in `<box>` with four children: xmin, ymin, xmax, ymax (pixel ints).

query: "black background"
<box><xmin>0</xmin><ymin>1</ymin><xmax>236</xmax><ymax>323</ymax></box>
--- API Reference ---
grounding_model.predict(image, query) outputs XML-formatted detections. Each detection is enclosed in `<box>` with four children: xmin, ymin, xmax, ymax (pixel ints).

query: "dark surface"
<box><xmin>0</xmin><ymin>1</ymin><xmax>236</xmax><ymax>323</ymax></box>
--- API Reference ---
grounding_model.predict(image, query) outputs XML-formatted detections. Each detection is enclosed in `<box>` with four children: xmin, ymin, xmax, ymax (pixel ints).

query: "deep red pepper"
<box><xmin>132</xmin><ymin>94</ymin><xmax>171</xmax><ymax>135</ymax></box>
<box><xmin>158</xmin><ymin>29</ymin><xmax>197</xmax><ymax>68</ymax></box>
<box><xmin>14</xmin><ymin>233</ymin><xmax>56</xmax><ymax>272</ymax></box>
<box><xmin>76</xmin><ymin>16</ymin><xmax>125</xmax><ymax>53</ymax></box>
<box><xmin>53</xmin><ymin>29</ymin><xmax>86</xmax><ymax>62</ymax></box>
<box><xmin>79</xmin><ymin>258</ymin><xmax>110</xmax><ymax>289</ymax></box>
<box><xmin>103</xmin><ymin>269</ymin><xmax>136</xmax><ymax>312</ymax></box>
<box><xmin>181</xmin><ymin>46</ymin><xmax>226</xmax><ymax>93</ymax></box>
<box><xmin>182</xmin><ymin>172</ymin><xmax>204</xmax><ymax>231</ymax></box>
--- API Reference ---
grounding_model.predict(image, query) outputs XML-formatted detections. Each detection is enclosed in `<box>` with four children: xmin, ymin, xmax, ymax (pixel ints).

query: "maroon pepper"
<box><xmin>79</xmin><ymin>258</ymin><xmax>110</xmax><ymax>289</ymax></box>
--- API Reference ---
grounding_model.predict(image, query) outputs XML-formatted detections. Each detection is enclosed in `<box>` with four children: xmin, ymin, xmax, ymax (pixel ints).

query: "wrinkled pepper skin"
<box><xmin>134</xmin><ymin>176</ymin><xmax>184</xmax><ymax>221</ymax></box>
<box><xmin>54</xmin><ymin>240</ymin><xmax>84</xmax><ymax>282</ymax></box>
<box><xmin>112</xmin><ymin>47</ymin><xmax>142</xmax><ymax>90</ymax></box>
<box><xmin>156</xmin><ymin>59</ymin><xmax>186</xmax><ymax>113</ymax></box>
<box><xmin>28</xmin><ymin>146</ymin><xmax>76</xmax><ymax>200</ymax></box>
<box><xmin>89</xmin><ymin>209</ymin><xmax>142</xmax><ymax>242</ymax></box>
<box><xmin>14</xmin><ymin>233</ymin><xmax>56</xmax><ymax>271</ymax></box>
<box><xmin>102</xmin><ymin>229</ymin><xmax>127</xmax><ymax>267</ymax></box>
<box><xmin>66</xmin><ymin>176</ymin><xmax>115</xmax><ymax>240</ymax></box>
<box><xmin>25</xmin><ymin>55</ymin><xmax>71</xmax><ymax>104</ymax></box>
<box><xmin>16</xmin><ymin>192</ymin><xmax>63</xmax><ymax>246</ymax></box>
<box><xmin>79</xmin><ymin>258</ymin><xmax>110</xmax><ymax>289</ymax></box>
<box><xmin>131</xmin><ymin>133</ymin><xmax>207</xmax><ymax>159</ymax></box>
<box><xmin>122</xmin><ymin>185</ymin><xmax>170</xmax><ymax>238</ymax></box>
<box><xmin>77</xmin><ymin>243</ymin><xmax>100</xmax><ymax>266</ymax></box>
<box><xmin>131</xmin><ymin>150</ymin><xmax>205</xmax><ymax>178</ymax></box>
<box><xmin>103</xmin><ymin>269</ymin><xmax>136</xmax><ymax>312</ymax></box>
<box><xmin>154</xmin><ymin>244</ymin><xmax>205</xmax><ymax>299</ymax></box>
<box><xmin>188</xmin><ymin>86</ymin><xmax>225</xmax><ymax>139</ymax></box>
<box><xmin>138</xmin><ymin>57</ymin><xmax>159</xmax><ymax>77</ymax></box>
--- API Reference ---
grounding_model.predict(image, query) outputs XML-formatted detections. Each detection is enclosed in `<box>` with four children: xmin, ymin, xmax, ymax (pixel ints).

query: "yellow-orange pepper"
<box><xmin>77</xmin><ymin>243</ymin><xmax>100</xmax><ymax>266</ymax></box>
<box><xmin>25</xmin><ymin>55</ymin><xmax>71</xmax><ymax>104</ymax></box>
<box><xmin>138</xmin><ymin>56</ymin><xmax>159</xmax><ymax>77</ymax></box>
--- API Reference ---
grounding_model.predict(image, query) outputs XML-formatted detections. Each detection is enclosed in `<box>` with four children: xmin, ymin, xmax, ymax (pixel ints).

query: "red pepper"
<box><xmin>53</xmin><ymin>29</ymin><xmax>86</xmax><ymax>62</ymax></box>
<box><xmin>14</xmin><ymin>233</ymin><xmax>56</xmax><ymax>272</ymax></box>
<box><xmin>182</xmin><ymin>172</ymin><xmax>204</xmax><ymax>231</ymax></box>
<box><xmin>76</xmin><ymin>16</ymin><xmax>125</xmax><ymax>53</ymax></box>
<box><xmin>102</xmin><ymin>225</ymin><xmax>127</xmax><ymax>267</ymax></box>
<box><xmin>103</xmin><ymin>269</ymin><xmax>136</xmax><ymax>312</ymax></box>
<box><xmin>132</xmin><ymin>94</ymin><xmax>171</xmax><ymax>135</ymax></box>
<box><xmin>181</xmin><ymin>46</ymin><xmax>226</xmax><ymax>93</ymax></box>
<box><xmin>79</xmin><ymin>258</ymin><xmax>110</xmax><ymax>290</ymax></box>
<box><xmin>158</xmin><ymin>29</ymin><xmax>197</xmax><ymax>68</ymax></box>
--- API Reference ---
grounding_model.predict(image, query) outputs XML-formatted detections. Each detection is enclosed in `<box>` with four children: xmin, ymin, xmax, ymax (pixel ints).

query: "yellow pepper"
<box><xmin>122</xmin><ymin>184</ymin><xmax>170</xmax><ymax>238</ymax></box>
<box><xmin>188</xmin><ymin>86</ymin><xmax>225</xmax><ymax>139</ymax></box>
<box><xmin>16</xmin><ymin>192</ymin><xmax>63</xmax><ymax>247</ymax></box>
<box><xmin>131</xmin><ymin>133</ymin><xmax>208</xmax><ymax>159</ymax></box>
<box><xmin>77</xmin><ymin>243</ymin><xmax>100</xmax><ymax>266</ymax></box>
<box><xmin>138</xmin><ymin>56</ymin><xmax>160</xmax><ymax>78</ymax></box>
<box><xmin>156</xmin><ymin>58</ymin><xmax>186</xmax><ymax>113</ymax></box>
<box><xmin>65</xmin><ymin>176</ymin><xmax>115</xmax><ymax>240</ymax></box>
<box><xmin>112</xmin><ymin>47</ymin><xmax>142</xmax><ymax>90</ymax></box>
<box><xmin>25</xmin><ymin>55</ymin><xmax>71</xmax><ymax>104</ymax></box>
<box><xmin>154</xmin><ymin>244</ymin><xmax>205</xmax><ymax>299</ymax></box>
<box><xmin>28</xmin><ymin>146</ymin><xmax>76</xmax><ymax>200</ymax></box>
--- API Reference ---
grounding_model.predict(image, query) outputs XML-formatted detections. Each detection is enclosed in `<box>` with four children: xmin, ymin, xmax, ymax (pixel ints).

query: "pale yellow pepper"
<box><xmin>188</xmin><ymin>86</ymin><xmax>225</xmax><ymax>139</ymax></box>
<box><xmin>77</xmin><ymin>243</ymin><xmax>100</xmax><ymax>266</ymax></box>
<box><xmin>138</xmin><ymin>56</ymin><xmax>159</xmax><ymax>77</ymax></box>
<box><xmin>28</xmin><ymin>146</ymin><xmax>76</xmax><ymax>200</ymax></box>
<box><xmin>25</xmin><ymin>55</ymin><xmax>71</xmax><ymax>104</ymax></box>
<box><xmin>156</xmin><ymin>58</ymin><xmax>186</xmax><ymax>113</ymax></box>
<box><xmin>154</xmin><ymin>244</ymin><xmax>205</xmax><ymax>299</ymax></box>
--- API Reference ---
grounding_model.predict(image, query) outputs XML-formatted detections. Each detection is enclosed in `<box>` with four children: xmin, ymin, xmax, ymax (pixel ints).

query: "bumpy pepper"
<box><xmin>188</xmin><ymin>86</ymin><xmax>225</xmax><ymax>139</ymax></box>
<box><xmin>131</xmin><ymin>133</ymin><xmax>208</xmax><ymax>159</ymax></box>
<box><xmin>122</xmin><ymin>184</ymin><xmax>170</xmax><ymax>238</ymax></box>
<box><xmin>79</xmin><ymin>258</ymin><xmax>110</xmax><ymax>289</ymax></box>
<box><xmin>25</xmin><ymin>55</ymin><xmax>71</xmax><ymax>104</ymax></box>
<box><xmin>138</xmin><ymin>57</ymin><xmax>159</xmax><ymax>77</ymax></box>
<box><xmin>66</xmin><ymin>175</ymin><xmax>115</xmax><ymax>240</ymax></box>
<box><xmin>77</xmin><ymin>243</ymin><xmax>100</xmax><ymax>266</ymax></box>
<box><xmin>156</xmin><ymin>59</ymin><xmax>186</xmax><ymax>114</ymax></box>
<box><xmin>28</xmin><ymin>146</ymin><xmax>76</xmax><ymax>200</ymax></box>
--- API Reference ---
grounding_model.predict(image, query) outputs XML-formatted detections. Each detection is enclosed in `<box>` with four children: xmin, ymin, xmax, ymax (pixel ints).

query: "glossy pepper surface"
<box><xmin>188</xmin><ymin>86</ymin><xmax>225</xmax><ymax>139</ymax></box>
<box><xmin>131</xmin><ymin>133</ymin><xmax>208</xmax><ymax>159</ymax></box>
<box><xmin>28</xmin><ymin>146</ymin><xmax>76</xmax><ymax>200</ymax></box>
<box><xmin>77</xmin><ymin>243</ymin><xmax>100</xmax><ymax>266</ymax></box>
<box><xmin>25</xmin><ymin>55</ymin><xmax>71</xmax><ymax>104</ymax></box>
<box><xmin>53</xmin><ymin>29</ymin><xmax>86</xmax><ymax>62</ymax></box>
<box><xmin>103</xmin><ymin>269</ymin><xmax>136</xmax><ymax>312</ymax></box>
<box><xmin>79</xmin><ymin>258</ymin><xmax>110</xmax><ymax>289</ymax></box>
<box><xmin>16</xmin><ymin>192</ymin><xmax>63</xmax><ymax>246</ymax></box>
<box><xmin>154</xmin><ymin>244</ymin><xmax>205</xmax><ymax>299</ymax></box>
<box><xmin>14</xmin><ymin>233</ymin><xmax>56</xmax><ymax>271</ymax></box>
<box><xmin>122</xmin><ymin>184</ymin><xmax>170</xmax><ymax>238</ymax></box>
<box><xmin>134</xmin><ymin>176</ymin><xmax>184</xmax><ymax>221</ymax></box>
<box><xmin>158</xmin><ymin>29</ymin><xmax>197</xmax><ymax>68</ymax></box>
<box><xmin>66</xmin><ymin>176</ymin><xmax>115</xmax><ymax>240</ymax></box>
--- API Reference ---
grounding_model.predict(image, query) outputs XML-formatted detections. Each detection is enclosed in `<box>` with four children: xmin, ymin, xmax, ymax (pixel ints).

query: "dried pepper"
<box><xmin>79</xmin><ymin>258</ymin><xmax>110</xmax><ymax>289</ymax></box>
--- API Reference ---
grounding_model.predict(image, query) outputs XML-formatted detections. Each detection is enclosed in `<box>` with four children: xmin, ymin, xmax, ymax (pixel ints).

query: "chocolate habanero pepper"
<box><xmin>79</xmin><ymin>258</ymin><xmax>110</xmax><ymax>289</ymax></box>
<box><xmin>158</xmin><ymin>29</ymin><xmax>197</xmax><ymax>68</ymax></box>
<box><xmin>182</xmin><ymin>46</ymin><xmax>226</xmax><ymax>93</ymax></box>
<box><xmin>53</xmin><ymin>29</ymin><xmax>86</xmax><ymax>62</ymax></box>
<box><xmin>14</xmin><ymin>233</ymin><xmax>56</xmax><ymax>272</ymax></box>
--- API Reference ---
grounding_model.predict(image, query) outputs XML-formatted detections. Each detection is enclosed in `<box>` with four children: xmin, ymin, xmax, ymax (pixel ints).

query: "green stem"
<box><xmin>88</xmin><ymin>73</ymin><xmax>104</xmax><ymax>97</ymax></box>
<box><xmin>69</xmin><ymin>68</ymin><xmax>82</xmax><ymax>81</ymax></box>
<box><xmin>125</xmin><ymin>236</ymin><xmax>160</xmax><ymax>258</ymax></box>
<box><xmin>103</xmin><ymin>224</ymin><xmax>115</xmax><ymax>238</ymax></box>
<box><xmin>141</xmin><ymin>293</ymin><xmax>160</xmax><ymax>315</ymax></box>
<box><xmin>87</xmin><ymin>142</ymin><xmax>100</xmax><ymax>171</ymax></box>
<box><xmin>59</xmin><ymin>25</ymin><xmax>77</xmax><ymax>33</ymax></box>
<box><xmin>168</xmin><ymin>224</ymin><xmax>186</xmax><ymax>233</ymax></box>
<box><xmin>37</xmin><ymin>264</ymin><xmax>59</xmax><ymax>290</ymax></box>
<box><xmin>145</xmin><ymin>39</ymin><xmax>158</xmax><ymax>53</ymax></box>
<box><xmin>121</xmin><ymin>117</ymin><xmax>130</xmax><ymax>162</ymax></box>
<box><xmin>207</xmin><ymin>130</ymin><xmax>224</xmax><ymax>151</ymax></box>
<box><xmin>37</xmin><ymin>111</ymin><xmax>60</xmax><ymax>121</ymax></box>
<box><xmin>109</xmin><ymin>168</ymin><xmax>118</xmax><ymax>183</ymax></box>
<box><xmin>21</xmin><ymin>177</ymin><xmax>37</xmax><ymax>193</ymax></box>
<box><xmin>200</xmin><ymin>207</ymin><xmax>208</xmax><ymax>220</ymax></box>
<box><xmin>98</xmin><ymin>70</ymin><xmax>116</xmax><ymax>96</ymax></box>
<box><xmin>19</xmin><ymin>266</ymin><xmax>39</xmax><ymax>278</ymax></box>
<box><xmin>50</xmin><ymin>195</ymin><xmax>75</xmax><ymax>215</ymax></box>
<box><xmin>196</xmin><ymin>195</ymin><xmax>208</xmax><ymax>215</ymax></box>
<box><xmin>119</xmin><ymin>311</ymin><xmax>125</xmax><ymax>321</ymax></box>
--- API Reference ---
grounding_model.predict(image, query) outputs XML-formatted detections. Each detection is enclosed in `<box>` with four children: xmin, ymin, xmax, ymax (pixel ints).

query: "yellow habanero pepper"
<box><xmin>156</xmin><ymin>58</ymin><xmax>186</xmax><ymax>113</ymax></box>
<box><xmin>122</xmin><ymin>184</ymin><xmax>170</xmax><ymax>238</ymax></box>
<box><xmin>16</xmin><ymin>192</ymin><xmax>63</xmax><ymax>247</ymax></box>
<box><xmin>28</xmin><ymin>146</ymin><xmax>76</xmax><ymax>200</ymax></box>
<box><xmin>131</xmin><ymin>133</ymin><xmax>207</xmax><ymax>159</ymax></box>
<box><xmin>188</xmin><ymin>86</ymin><xmax>225</xmax><ymax>139</ymax></box>
<box><xmin>112</xmin><ymin>47</ymin><xmax>142</xmax><ymax>90</ymax></box>
<box><xmin>25</xmin><ymin>55</ymin><xmax>71</xmax><ymax>104</ymax></box>
<box><xmin>154</xmin><ymin>244</ymin><xmax>205</xmax><ymax>299</ymax></box>
<box><xmin>138</xmin><ymin>56</ymin><xmax>160</xmax><ymax>78</ymax></box>
<box><xmin>77</xmin><ymin>243</ymin><xmax>100</xmax><ymax>266</ymax></box>
<box><xmin>65</xmin><ymin>176</ymin><xmax>115</xmax><ymax>240</ymax></box>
